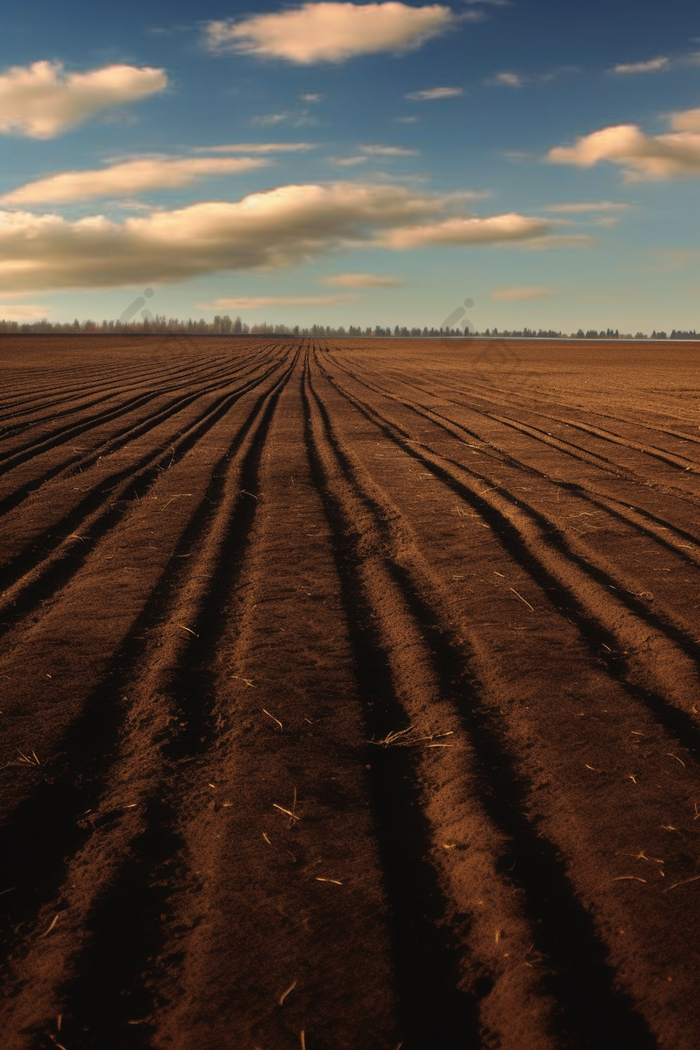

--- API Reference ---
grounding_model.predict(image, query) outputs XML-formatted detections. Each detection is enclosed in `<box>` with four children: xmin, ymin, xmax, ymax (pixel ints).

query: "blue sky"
<box><xmin>1</xmin><ymin>0</ymin><xmax>699</xmax><ymax>332</ymax></box>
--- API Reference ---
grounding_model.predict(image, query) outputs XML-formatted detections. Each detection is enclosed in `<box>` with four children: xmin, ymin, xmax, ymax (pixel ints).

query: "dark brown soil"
<box><xmin>0</xmin><ymin>335</ymin><xmax>698</xmax><ymax>1050</ymax></box>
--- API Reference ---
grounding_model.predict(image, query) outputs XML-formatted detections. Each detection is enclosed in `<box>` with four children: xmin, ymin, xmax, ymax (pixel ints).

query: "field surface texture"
<box><xmin>0</xmin><ymin>335</ymin><xmax>699</xmax><ymax>1050</ymax></box>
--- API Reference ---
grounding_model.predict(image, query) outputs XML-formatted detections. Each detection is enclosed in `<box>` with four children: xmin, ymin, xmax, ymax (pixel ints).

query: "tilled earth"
<box><xmin>0</xmin><ymin>334</ymin><xmax>698</xmax><ymax>1050</ymax></box>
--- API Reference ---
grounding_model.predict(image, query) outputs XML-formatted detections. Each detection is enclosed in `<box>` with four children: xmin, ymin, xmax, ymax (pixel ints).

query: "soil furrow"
<box><xmin>0</xmin><ymin>353</ymin><xmax>298</xmax><ymax>1049</ymax></box>
<box><xmin>148</xmin><ymin>351</ymin><xmax>400</xmax><ymax>1050</ymax></box>
<box><xmin>330</xmin><ymin>352</ymin><xmax>700</xmax><ymax>574</ymax></box>
<box><xmin>307</xmin><ymin>352</ymin><xmax>663</xmax><ymax>1049</ymax></box>
<box><xmin>3</xmin><ymin>353</ymin><xmax>300</xmax><ymax>1050</ymax></box>
<box><xmin>318</xmin><ymin>357</ymin><xmax>700</xmax><ymax>715</ymax></box>
<box><xmin>0</xmin><ymin>354</ymin><xmax>288</xmax><ymax>621</ymax></box>
<box><xmin>0</xmin><ymin>350</ymin><xmax>281</xmax><ymax>519</ymax></box>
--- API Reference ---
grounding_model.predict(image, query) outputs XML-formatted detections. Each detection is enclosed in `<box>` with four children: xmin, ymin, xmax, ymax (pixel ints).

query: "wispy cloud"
<box><xmin>505</xmin><ymin>234</ymin><xmax>593</xmax><ymax>251</ymax></box>
<box><xmin>380</xmin><ymin>213</ymin><xmax>550</xmax><ymax>249</ymax></box>
<box><xmin>636</xmin><ymin>250</ymin><xmax>697</xmax><ymax>272</ymax></box>
<box><xmin>192</xmin><ymin>142</ymin><xmax>314</xmax><ymax>154</ymax></box>
<box><xmin>1</xmin><ymin>156</ymin><xmax>269</xmax><ymax>205</ymax></box>
<box><xmin>361</xmin><ymin>144</ymin><xmax>419</xmax><ymax>156</ymax></box>
<box><xmin>486</xmin><ymin>71</ymin><xmax>522</xmax><ymax>87</ymax></box>
<box><xmin>197</xmin><ymin>294</ymin><xmax>357</xmax><ymax>309</ymax></box>
<box><xmin>490</xmin><ymin>285</ymin><xmax>553</xmax><ymax>301</ymax></box>
<box><xmin>326</xmin><ymin>143</ymin><xmax>420</xmax><ymax>166</ymax></box>
<box><xmin>327</xmin><ymin>155</ymin><xmax>370</xmax><ymax>167</ymax></box>
<box><xmin>612</xmin><ymin>56</ymin><xmax>669</xmax><ymax>74</ymax></box>
<box><xmin>204</xmin><ymin>2</ymin><xmax>456</xmax><ymax>64</ymax></box>
<box><xmin>543</xmin><ymin>200</ymin><xmax>631</xmax><ymax>213</ymax></box>
<box><xmin>321</xmin><ymin>272</ymin><xmax>403</xmax><ymax>287</ymax></box>
<box><xmin>0</xmin><ymin>301</ymin><xmax>50</xmax><ymax>320</ymax></box>
<box><xmin>251</xmin><ymin>111</ymin><xmax>316</xmax><ymax>127</ymax></box>
<box><xmin>0</xmin><ymin>60</ymin><xmax>167</xmax><ymax>139</ymax></box>
<box><xmin>486</xmin><ymin>65</ymin><xmax>577</xmax><ymax>89</ymax></box>
<box><xmin>405</xmin><ymin>86</ymin><xmax>463</xmax><ymax>100</ymax></box>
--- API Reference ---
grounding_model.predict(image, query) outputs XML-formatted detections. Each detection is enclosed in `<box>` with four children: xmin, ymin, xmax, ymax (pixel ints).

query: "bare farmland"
<box><xmin>0</xmin><ymin>335</ymin><xmax>698</xmax><ymax>1050</ymax></box>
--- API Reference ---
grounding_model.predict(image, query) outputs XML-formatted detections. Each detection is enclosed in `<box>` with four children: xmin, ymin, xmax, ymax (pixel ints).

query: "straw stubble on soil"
<box><xmin>0</xmin><ymin>335</ymin><xmax>698</xmax><ymax>1050</ymax></box>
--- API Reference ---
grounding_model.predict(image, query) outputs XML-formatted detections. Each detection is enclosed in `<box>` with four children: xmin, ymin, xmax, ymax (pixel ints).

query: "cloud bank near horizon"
<box><xmin>0</xmin><ymin>182</ymin><xmax>554</xmax><ymax>292</ymax></box>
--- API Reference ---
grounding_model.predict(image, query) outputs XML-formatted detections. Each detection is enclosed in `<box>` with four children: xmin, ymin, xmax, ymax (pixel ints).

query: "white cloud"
<box><xmin>197</xmin><ymin>294</ymin><xmax>357</xmax><ymax>308</ymax></box>
<box><xmin>0</xmin><ymin>183</ymin><xmax>553</xmax><ymax>292</ymax></box>
<box><xmin>301</xmin><ymin>92</ymin><xmax>324</xmax><ymax>102</ymax></box>
<box><xmin>0</xmin><ymin>61</ymin><xmax>167</xmax><ymax>139</ymax></box>
<box><xmin>204</xmin><ymin>2</ymin><xmax>455</xmax><ymax>64</ymax></box>
<box><xmin>490</xmin><ymin>285</ymin><xmax>553</xmax><ymax>301</ymax></box>
<box><xmin>406</xmin><ymin>86</ymin><xmax>463</xmax><ymax>100</ymax></box>
<box><xmin>192</xmin><ymin>142</ymin><xmax>314</xmax><ymax>154</ymax></box>
<box><xmin>488</xmin><ymin>71</ymin><xmax>522</xmax><ymax>87</ymax></box>
<box><xmin>361</xmin><ymin>144</ymin><xmax>419</xmax><ymax>156</ymax></box>
<box><xmin>544</xmin><ymin>200</ymin><xmax>630</xmax><ymax>213</ymax></box>
<box><xmin>613</xmin><ymin>56</ymin><xmax>669</xmax><ymax>74</ymax></box>
<box><xmin>321</xmin><ymin>271</ymin><xmax>402</xmax><ymax>286</ymax></box>
<box><xmin>2</xmin><ymin>157</ymin><xmax>269</xmax><ymax>205</ymax></box>
<box><xmin>548</xmin><ymin>115</ymin><xmax>700</xmax><ymax>180</ymax></box>
<box><xmin>380</xmin><ymin>212</ymin><xmax>550</xmax><ymax>249</ymax></box>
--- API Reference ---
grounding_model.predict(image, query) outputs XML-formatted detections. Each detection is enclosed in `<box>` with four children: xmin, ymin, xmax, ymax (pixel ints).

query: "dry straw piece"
<box><xmin>263</xmin><ymin>709</ymin><xmax>283</xmax><ymax>730</ymax></box>
<box><xmin>510</xmin><ymin>587</ymin><xmax>534</xmax><ymax>612</ymax></box>
<box><xmin>273</xmin><ymin>787</ymin><xmax>300</xmax><ymax>826</ymax></box>
<box><xmin>16</xmin><ymin>749</ymin><xmax>41</xmax><ymax>766</ymax></box>
<box><xmin>367</xmin><ymin>725</ymin><xmax>454</xmax><ymax>748</ymax></box>
<box><xmin>664</xmin><ymin>875</ymin><xmax>700</xmax><ymax>892</ymax></box>
<box><xmin>279</xmin><ymin>979</ymin><xmax>297</xmax><ymax>1005</ymax></box>
<box><xmin>41</xmin><ymin>914</ymin><xmax>60</xmax><ymax>937</ymax></box>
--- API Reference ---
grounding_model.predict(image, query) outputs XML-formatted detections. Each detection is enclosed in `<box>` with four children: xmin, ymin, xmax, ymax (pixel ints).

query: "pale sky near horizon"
<box><xmin>1</xmin><ymin>0</ymin><xmax>699</xmax><ymax>332</ymax></box>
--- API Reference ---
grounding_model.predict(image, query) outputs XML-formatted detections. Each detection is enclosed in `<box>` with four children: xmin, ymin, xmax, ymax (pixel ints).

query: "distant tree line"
<box><xmin>0</xmin><ymin>315</ymin><xmax>697</xmax><ymax>339</ymax></box>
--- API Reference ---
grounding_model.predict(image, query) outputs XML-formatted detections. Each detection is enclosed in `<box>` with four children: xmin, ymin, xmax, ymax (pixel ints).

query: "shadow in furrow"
<box><xmin>0</xmin><ymin>352</ymin><xmax>279</xmax><ymax>520</ymax></box>
<box><xmin>162</xmin><ymin>349</ymin><xmax>299</xmax><ymax>759</ymax></box>
<box><xmin>0</xmin><ymin>357</ymin><xmax>294</xmax><ymax>959</ymax></box>
<box><xmin>0</xmin><ymin>392</ymin><xmax>160</xmax><ymax>471</ymax></box>
<box><xmin>0</xmin><ymin>358</ymin><xmax>287</xmax><ymax>638</ymax></box>
<box><xmin>322</xmin><ymin>366</ymin><xmax>700</xmax><ymax>762</ymax></box>
<box><xmin>0</xmin><ymin>392</ymin><xmax>238</xmax><ymax>639</ymax></box>
<box><xmin>19</xmin><ymin>350</ymin><xmax>298</xmax><ymax>1048</ymax></box>
<box><xmin>37</xmin><ymin>800</ymin><xmax>184</xmax><ymax>1050</ymax></box>
<box><xmin>302</xmin><ymin>356</ymin><xmax>481</xmax><ymax>1050</ymax></box>
<box><xmin>307</xmin><ymin>358</ymin><xmax>657</xmax><ymax>1050</ymax></box>
<box><xmin>0</xmin><ymin>390</ymin><xmax>138</xmax><ymax>446</ymax></box>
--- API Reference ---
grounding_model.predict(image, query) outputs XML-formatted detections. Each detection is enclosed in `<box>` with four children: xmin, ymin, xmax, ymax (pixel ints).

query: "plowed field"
<box><xmin>1</xmin><ymin>335</ymin><xmax>699</xmax><ymax>1050</ymax></box>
